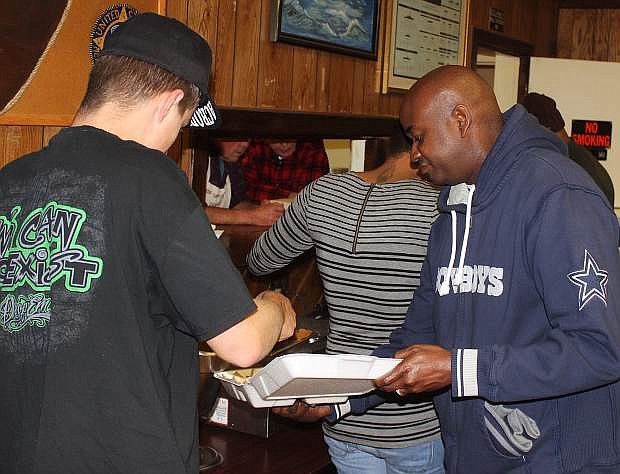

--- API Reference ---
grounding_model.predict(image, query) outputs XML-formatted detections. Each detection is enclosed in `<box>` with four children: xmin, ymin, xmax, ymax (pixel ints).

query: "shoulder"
<box><xmin>520</xmin><ymin>147</ymin><xmax>599</xmax><ymax>192</ymax></box>
<box><xmin>309</xmin><ymin>172</ymin><xmax>363</xmax><ymax>193</ymax></box>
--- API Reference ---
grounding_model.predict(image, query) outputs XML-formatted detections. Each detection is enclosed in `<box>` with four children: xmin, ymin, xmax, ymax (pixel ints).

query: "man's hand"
<box><xmin>272</xmin><ymin>400</ymin><xmax>331</xmax><ymax>422</ymax></box>
<box><xmin>255</xmin><ymin>290</ymin><xmax>296</xmax><ymax>341</ymax></box>
<box><xmin>375</xmin><ymin>344</ymin><xmax>452</xmax><ymax>395</ymax></box>
<box><xmin>250</xmin><ymin>202</ymin><xmax>284</xmax><ymax>226</ymax></box>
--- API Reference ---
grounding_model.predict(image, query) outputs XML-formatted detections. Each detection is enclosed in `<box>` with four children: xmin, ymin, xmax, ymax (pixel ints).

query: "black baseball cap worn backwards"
<box><xmin>100</xmin><ymin>12</ymin><xmax>221</xmax><ymax>129</ymax></box>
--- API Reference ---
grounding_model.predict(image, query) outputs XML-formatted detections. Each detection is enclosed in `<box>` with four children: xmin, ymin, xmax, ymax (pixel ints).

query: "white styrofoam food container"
<box><xmin>214</xmin><ymin>353</ymin><xmax>401</xmax><ymax>408</ymax></box>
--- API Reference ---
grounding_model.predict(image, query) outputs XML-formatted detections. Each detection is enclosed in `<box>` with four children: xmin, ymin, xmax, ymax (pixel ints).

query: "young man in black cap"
<box><xmin>0</xmin><ymin>13</ymin><xmax>295</xmax><ymax>474</ymax></box>
<box><xmin>522</xmin><ymin>92</ymin><xmax>615</xmax><ymax>206</ymax></box>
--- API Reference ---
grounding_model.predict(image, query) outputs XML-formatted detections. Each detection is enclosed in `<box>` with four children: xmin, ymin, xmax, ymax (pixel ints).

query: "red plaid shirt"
<box><xmin>240</xmin><ymin>141</ymin><xmax>330</xmax><ymax>203</ymax></box>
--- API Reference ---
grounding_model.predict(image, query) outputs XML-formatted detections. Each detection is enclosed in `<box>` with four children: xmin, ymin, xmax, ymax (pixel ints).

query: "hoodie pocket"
<box><xmin>482</xmin><ymin>402</ymin><xmax>541</xmax><ymax>458</ymax></box>
<box><xmin>461</xmin><ymin>400</ymin><xmax>528</xmax><ymax>464</ymax></box>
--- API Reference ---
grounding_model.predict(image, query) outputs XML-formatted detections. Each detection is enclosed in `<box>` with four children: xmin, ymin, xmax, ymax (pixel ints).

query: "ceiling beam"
<box><xmin>190</xmin><ymin>107</ymin><xmax>401</xmax><ymax>141</ymax></box>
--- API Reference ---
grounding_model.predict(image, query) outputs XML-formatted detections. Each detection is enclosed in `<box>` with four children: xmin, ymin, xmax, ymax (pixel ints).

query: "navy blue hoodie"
<box><xmin>342</xmin><ymin>105</ymin><xmax>620</xmax><ymax>473</ymax></box>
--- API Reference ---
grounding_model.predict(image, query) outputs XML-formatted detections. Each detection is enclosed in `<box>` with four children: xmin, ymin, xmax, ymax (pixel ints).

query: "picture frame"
<box><xmin>270</xmin><ymin>0</ymin><xmax>380</xmax><ymax>60</ymax></box>
<box><xmin>382</xmin><ymin>0</ymin><xmax>470</xmax><ymax>92</ymax></box>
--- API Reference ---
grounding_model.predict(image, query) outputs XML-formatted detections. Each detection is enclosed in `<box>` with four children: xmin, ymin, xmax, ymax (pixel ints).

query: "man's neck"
<box><xmin>358</xmin><ymin>154</ymin><xmax>419</xmax><ymax>184</ymax></box>
<box><xmin>72</xmin><ymin>103</ymin><xmax>153</xmax><ymax>146</ymax></box>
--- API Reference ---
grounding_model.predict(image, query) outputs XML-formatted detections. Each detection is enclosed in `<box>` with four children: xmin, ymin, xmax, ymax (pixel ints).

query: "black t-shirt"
<box><xmin>0</xmin><ymin>126</ymin><xmax>256</xmax><ymax>474</ymax></box>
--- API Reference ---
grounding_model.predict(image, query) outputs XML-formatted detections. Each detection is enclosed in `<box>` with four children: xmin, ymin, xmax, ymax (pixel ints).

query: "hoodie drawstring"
<box><xmin>438</xmin><ymin>185</ymin><xmax>476</xmax><ymax>296</ymax></box>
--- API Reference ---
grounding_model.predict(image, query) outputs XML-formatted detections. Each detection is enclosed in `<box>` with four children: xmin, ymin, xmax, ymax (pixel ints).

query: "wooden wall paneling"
<box><xmin>571</xmin><ymin>10</ymin><xmax>596</xmax><ymax>59</ymax></box>
<box><xmin>258</xmin><ymin>42</ymin><xmax>295</xmax><ymax>109</ymax></box>
<box><xmin>592</xmin><ymin>9</ymin><xmax>611</xmax><ymax>61</ymax></box>
<box><xmin>315</xmin><ymin>52</ymin><xmax>331</xmax><ymax>112</ymax></box>
<box><xmin>0</xmin><ymin>126</ymin><xmax>43</xmax><ymax>168</ymax></box>
<box><xmin>469</xmin><ymin>0</ymin><xmax>491</xmax><ymax>31</ymax></box>
<box><xmin>496</xmin><ymin>0</ymin><xmax>517</xmax><ymax>39</ymax></box>
<box><xmin>350</xmin><ymin>59</ymin><xmax>367</xmax><ymax>115</ymax></box>
<box><xmin>188</xmin><ymin>0</ymin><xmax>219</xmax><ymax>49</ymax></box>
<box><xmin>378</xmin><ymin>91</ymin><xmax>391</xmax><ymax>115</ymax></box>
<box><xmin>291</xmin><ymin>48</ymin><xmax>318</xmax><ymax>111</ymax></box>
<box><xmin>533</xmin><ymin>0</ymin><xmax>560</xmax><ymax>56</ymax></box>
<box><xmin>43</xmin><ymin>126</ymin><xmax>63</xmax><ymax>146</ymax></box>
<box><xmin>166</xmin><ymin>0</ymin><xmax>188</xmax><ymax>23</ymax></box>
<box><xmin>388</xmin><ymin>93</ymin><xmax>403</xmax><ymax>116</ymax></box>
<box><xmin>327</xmin><ymin>56</ymin><xmax>355</xmax><ymax>113</ymax></box>
<box><xmin>231</xmin><ymin>0</ymin><xmax>262</xmax><ymax>107</ymax></box>
<box><xmin>211</xmin><ymin>1</ymin><xmax>236</xmax><ymax>106</ymax></box>
<box><xmin>362</xmin><ymin>59</ymin><xmax>380</xmax><ymax>114</ymax></box>
<box><xmin>257</xmin><ymin>0</ymin><xmax>293</xmax><ymax>109</ymax></box>
<box><xmin>507</xmin><ymin>0</ymin><xmax>533</xmax><ymax>44</ymax></box>
<box><xmin>608</xmin><ymin>10</ymin><xmax>620</xmax><ymax>61</ymax></box>
<box><xmin>556</xmin><ymin>8</ymin><xmax>574</xmax><ymax>58</ymax></box>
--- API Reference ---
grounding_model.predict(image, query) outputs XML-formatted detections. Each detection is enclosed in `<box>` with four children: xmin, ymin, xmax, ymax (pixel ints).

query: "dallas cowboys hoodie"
<box><xmin>339</xmin><ymin>105</ymin><xmax>620</xmax><ymax>473</ymax></box>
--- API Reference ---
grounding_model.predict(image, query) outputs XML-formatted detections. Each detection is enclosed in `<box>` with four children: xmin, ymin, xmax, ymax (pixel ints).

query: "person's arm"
<box><xmin>204</xmin><ymin>201</ymin><xmax>284</xmax><ymax>226</ymax></box>
<box><xmin>458</xmin><ymin>188</ymin><xmax>620</xmax><ymax>403</ymax></box>
<box><xmin>208</xmin><ymin>290</ymin><xmax>296</xmax><ymax>367</ymax></box>
<box><xmin>247</xmin><ymin>182</ymin><xmax>315</xmax><ymax>275</ymax></box>
<box><xmin>377</xmin><ymin>189</ymin><xmax>620</xmax><ymax>403</ymax></box>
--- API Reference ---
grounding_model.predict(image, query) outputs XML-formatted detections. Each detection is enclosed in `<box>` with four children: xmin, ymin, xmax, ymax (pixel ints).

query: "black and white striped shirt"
<box><xmin>248</xmin><ymin>172</ymin><xmax>441</xmax><ymax>448</ymax></box>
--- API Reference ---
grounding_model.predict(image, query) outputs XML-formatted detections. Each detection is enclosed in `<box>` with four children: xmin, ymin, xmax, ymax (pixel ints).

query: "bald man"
<box><xmin>331</xmin><ymin>66</ymin><xmax>620</xmax><ymax>473</ymax></box>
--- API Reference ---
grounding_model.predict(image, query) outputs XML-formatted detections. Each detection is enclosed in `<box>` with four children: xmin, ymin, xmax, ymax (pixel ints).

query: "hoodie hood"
<box><xmin>438</xmin><ymin>104</ymin><xmax>567</xmax><ymax>213</ymax></box>
<box><xmin>436</xmin><ymin>104</ymin><xmax>567</xmax><ymax>296</ymax></box>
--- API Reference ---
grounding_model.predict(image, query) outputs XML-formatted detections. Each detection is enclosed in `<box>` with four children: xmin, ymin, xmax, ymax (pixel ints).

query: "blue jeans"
<box><xmin>324</xmin><ymin>436</ymin><xmax>445</xmax><ymax>474</ymax></box>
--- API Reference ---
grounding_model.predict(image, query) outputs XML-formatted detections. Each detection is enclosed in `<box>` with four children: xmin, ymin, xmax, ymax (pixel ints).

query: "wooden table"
<box><xmin>200</xmin><ymin>422</ymin><xmax>335</xmax><ymax>473</ymax></box>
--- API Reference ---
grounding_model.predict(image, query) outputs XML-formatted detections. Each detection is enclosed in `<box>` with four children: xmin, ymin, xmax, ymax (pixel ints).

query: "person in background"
<box><xmin>248</xmin><ymin>130</ymin><xmax>444</xmax><ymax>474</ymax></box>
<box><xmin>198</xmin><ymin>138</ymin><xmax>284</xmax><ymax>225</ymax></box>
<box><xmin>0</xmin><ymin>13</ymin><xmax>295</xmax><ymax>474</ymax></box>
<box><xmin>241</xmin><ymin>139</ymin><xmax>330</xmax><ymax>203</ymax></box>
<box><xmin>337</xmin><ymin>66</ymin><xmax>620</xmax><ymax>473</ymax></box>
<box><xmin>521</xmin><ymin>91</ymin><xmax>615</xmax><ymax>206</ymax></box>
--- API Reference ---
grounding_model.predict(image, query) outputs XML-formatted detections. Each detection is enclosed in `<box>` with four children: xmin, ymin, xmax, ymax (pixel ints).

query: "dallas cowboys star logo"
<box><xmin>567</xmin><ymin>249</ymin><xmax>609</xmax><ymax>311</ymax></box>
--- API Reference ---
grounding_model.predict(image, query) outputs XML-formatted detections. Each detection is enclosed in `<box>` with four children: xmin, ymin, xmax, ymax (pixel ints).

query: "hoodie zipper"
<box><xmin>352</xmin><ymin>184</ymin><xmax>375</xmax><ymax>254</ymax></box>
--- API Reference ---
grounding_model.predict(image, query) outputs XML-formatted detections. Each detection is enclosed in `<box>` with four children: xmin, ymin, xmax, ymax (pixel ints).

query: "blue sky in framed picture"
<box><xmin>280</xmin><ymin>0</ymin><xmax>377</xmax><ymax>54</ymax></box>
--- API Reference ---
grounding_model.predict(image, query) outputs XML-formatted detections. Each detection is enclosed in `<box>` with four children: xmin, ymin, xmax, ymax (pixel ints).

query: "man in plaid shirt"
<box><xmin>241</xmin><ymin>140</ymin><xmax>330</xmax><ymax>203</ymax></box>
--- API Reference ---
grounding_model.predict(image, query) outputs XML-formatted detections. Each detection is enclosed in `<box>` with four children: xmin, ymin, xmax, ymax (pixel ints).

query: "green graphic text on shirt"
<box><xmin>0</xmin><ymin>202</ymin><xmax>103</xmax><ymax>333</ymax></box>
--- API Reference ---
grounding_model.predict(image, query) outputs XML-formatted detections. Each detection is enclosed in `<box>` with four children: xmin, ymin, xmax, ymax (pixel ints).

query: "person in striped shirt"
<box><xmin>248</xmin><ymin>130</ymin><xmax>444</xmax><ymax>474</ymax></box>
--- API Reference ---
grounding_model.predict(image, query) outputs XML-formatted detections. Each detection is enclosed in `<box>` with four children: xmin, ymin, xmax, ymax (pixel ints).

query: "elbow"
<box><xmin>246</xmin><ymin>255</ymin><xmax>270</xmax><ymax>276</ymax></box>
<box><xmin>227</xmin><ymin>348</ymin><xmax>265</xmax><ymax>368</ymax></box>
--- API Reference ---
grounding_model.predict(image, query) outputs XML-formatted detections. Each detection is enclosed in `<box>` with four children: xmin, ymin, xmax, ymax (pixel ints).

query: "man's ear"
<box><xmin>156</xmin><ymin>89</ymin><xmax>185</xmax><ymax>123</ymax></box>
<box><xmin>452</xmin><ymin>104</ymin><xmax>471</xmax><ymax>138</ymax></box>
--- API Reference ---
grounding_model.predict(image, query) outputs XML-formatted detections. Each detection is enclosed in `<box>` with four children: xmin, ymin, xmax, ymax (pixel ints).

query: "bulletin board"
<box><xmin>382</xmin><ymin>0</ymin><xmax>470</xmax><ymax>93</ymax></box>
<box><xmin>0</xmin><ymin>0</ymin><xmax>166</xmax><ymax>126</ymax></box>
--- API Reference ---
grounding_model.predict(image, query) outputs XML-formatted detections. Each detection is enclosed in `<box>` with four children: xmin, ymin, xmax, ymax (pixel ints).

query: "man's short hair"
<box><xmin>77</xmin><ymin>54</ymin><xmax>200</xmax><ymax>116</ymax></box>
